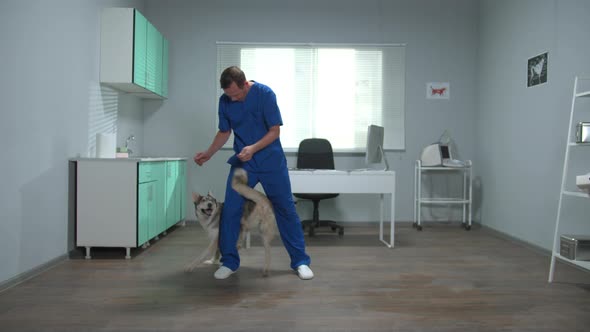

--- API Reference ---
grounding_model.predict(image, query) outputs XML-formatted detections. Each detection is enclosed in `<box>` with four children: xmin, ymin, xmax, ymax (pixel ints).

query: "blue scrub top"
<box><xmin>218</xmin><ymin>82</ymin><xmax>285</xmax><ymax>172</ymax></box>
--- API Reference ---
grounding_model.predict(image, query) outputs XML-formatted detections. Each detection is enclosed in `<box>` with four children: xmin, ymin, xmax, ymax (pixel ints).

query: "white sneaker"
<box><xmin>214</xmin><ymin>266</ymin><xmax>235</xmax><ymax>279</ymax></box>
<box><xmin>297</xmin><ymin>265</ymin><xmax>314</xmax><ymax>280</ymax></box>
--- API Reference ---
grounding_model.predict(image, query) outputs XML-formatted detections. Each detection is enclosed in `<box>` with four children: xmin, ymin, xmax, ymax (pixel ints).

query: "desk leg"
<box><xmin>462</xmin><ymin>170</ymin><xmax>467</xmax><ymax>226</ymax></box>
<box><xmin>468</xmin><ymin>166</ymin><xmax>473</xmax><ymax>229</ymax></box>
<box><xmin>379</xmin><ymin>193</ymin><xmax>395</xmax><ymax>248</ymax></box>
<box><xmin>379</xmin><ymin>193</ymin><xmax>384</xmax><ymax>244</ymax></box>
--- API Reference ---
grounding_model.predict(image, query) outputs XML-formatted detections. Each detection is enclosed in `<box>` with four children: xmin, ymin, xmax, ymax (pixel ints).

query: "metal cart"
<box><xmin>413</xmin><ymin>159</ymin><xmax>472</xmax><ymax>230</ymax></box>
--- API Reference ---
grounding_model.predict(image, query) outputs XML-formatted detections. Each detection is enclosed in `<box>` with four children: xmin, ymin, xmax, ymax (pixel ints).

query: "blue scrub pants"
<box><xmin>219</xmin><ymin>166</ymin><xmax>311</xmax><ymax>271</ymax></box>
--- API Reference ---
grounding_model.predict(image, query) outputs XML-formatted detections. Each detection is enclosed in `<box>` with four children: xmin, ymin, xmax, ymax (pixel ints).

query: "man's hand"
<box><xmin>237</xmin><ymin>146</ymin><xmax>255</xmax><ymax>162</ymax></box>
<box><xmin>194</xmin><ymin>151</ymin><xmax>211</xmax><ymax>166</ymax></box>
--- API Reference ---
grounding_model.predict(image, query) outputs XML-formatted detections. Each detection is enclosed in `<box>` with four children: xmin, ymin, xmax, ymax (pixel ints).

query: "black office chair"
<box><xmin>293</xmin><ymin>138</ymin><xmax>344</xmax><ymax>237</ymax></box>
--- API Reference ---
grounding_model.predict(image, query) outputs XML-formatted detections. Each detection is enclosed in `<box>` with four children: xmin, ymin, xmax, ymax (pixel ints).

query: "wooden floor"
<box><xmin>0</xmin><ymin>223</ymin><xmax>589</xmax><ymax>332</ymax></box>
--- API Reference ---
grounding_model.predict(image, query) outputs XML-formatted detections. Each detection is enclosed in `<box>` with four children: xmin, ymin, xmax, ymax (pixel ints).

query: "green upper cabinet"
<box><xmin>100</xmin><ymin>8</ymin><xmax>168</xmax><ymax>99</ymax></box>
<box><xmin>133</xmin><ymin>10</ymin><xmax>148</xmax><ymax>90</ymax></box>
<box><xmin>146</xmin><ymin>22</ymin><xmax>163</xmax><ymax>96</ymax></box>
<box><xmin>162</xmin><ymin>39</ymin><xmax>169</xmax><ymax>98</ymax></box>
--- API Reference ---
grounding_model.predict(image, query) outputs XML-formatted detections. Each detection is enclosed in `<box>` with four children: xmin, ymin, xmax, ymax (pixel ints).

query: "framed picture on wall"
<box><xmin>527</xmin><ymin>52</ymin><xmax>548</xmax><ymax>87</ymax></box>
<box><xmin>426</xmin><ymin>82</ymin><xmax>450</xmax><ymax>99</ymax></box>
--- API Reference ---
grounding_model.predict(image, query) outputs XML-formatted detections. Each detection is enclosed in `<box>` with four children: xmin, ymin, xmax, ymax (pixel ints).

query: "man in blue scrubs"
<box><xmin>194</xmin><ymin>66</ymin><xmax>313</xmax><ymax>280</ymax></box>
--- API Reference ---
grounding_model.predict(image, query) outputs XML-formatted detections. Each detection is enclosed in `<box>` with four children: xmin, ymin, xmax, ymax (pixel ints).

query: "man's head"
<box><xmin>220</xmin><ymin>66</ymin><xmax>249</xmax><ymax>101</ymax></box>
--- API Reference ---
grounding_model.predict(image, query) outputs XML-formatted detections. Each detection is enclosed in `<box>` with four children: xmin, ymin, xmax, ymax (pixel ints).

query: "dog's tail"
<box><xmin>231</xmin><ymin>168</ymin><xmax>268</xmax><ymax>204</ymax></box>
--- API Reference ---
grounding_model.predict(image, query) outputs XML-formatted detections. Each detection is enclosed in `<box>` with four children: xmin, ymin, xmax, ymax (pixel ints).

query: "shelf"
<box><xmin>418</xmin><ymin>166</ymin><xmax>471</xmax><ymax>171</ymax></box>
<box><xmin>553</xmin><ymin>253</ymin><xmax>590</xmax><ymax>271</ymax></box>
<box><xmin>562</xmin><ymin>190</ymin><xmax>590</xmax><ymax>198</ymax></box>
<box><xmin>417</xmin><ymin>198</ymin><xmax>470</xmax><ymax>204</ymax></box>
<box><xmin>549</xmin><ymin>76</ymin><xmax>590</xmax><ymax>282</ymax></box>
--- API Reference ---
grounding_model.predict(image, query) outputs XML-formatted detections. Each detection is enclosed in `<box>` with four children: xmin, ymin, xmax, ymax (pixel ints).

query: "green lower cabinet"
<box><xmin>137</xmin><ymin>181</ymin><xmax>153</xmax><ymax>246</ymax></box>
<box><xmin>151</xmin><ymin>162</ymin><xmax>167</xmax><ymax>235</ymax></box>
<box><xmin>140</xmin><ymin>160</ymin><xmax>186</xmax><ymax>242</ymax></box>
<box><xmin>164</xmin><ymin>160</ymin><xmax>187</xmax><ymax>227</ymax></box>
<box><xmin>165</xmin><ymin>161</ymin><xmax>178</xmax><ymax>228</ymax></box>
<box><xmin>76</xmin><ymin>159</ymin><xmax>185</xmax><ymax>259</ymax></box>
<box><xmin>139</xmin><ymin>162</ymin><xmax>167</xmax><ymax>245</ymax></box>
<box><xmin>179</xmin><ymin>160</ymin><xmax>186</xmax><ymax>220</ymax></box>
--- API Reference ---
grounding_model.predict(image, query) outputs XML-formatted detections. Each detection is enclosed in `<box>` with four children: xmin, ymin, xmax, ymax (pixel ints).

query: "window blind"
<box><xmin>216</xmin><ymin>42</ymin><xmax>405</xmax><ymax>151</ymax></box>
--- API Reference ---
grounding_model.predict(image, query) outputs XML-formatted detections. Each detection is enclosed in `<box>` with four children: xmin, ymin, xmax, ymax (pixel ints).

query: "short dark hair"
<box><xmin>220</xmin><ymin>66</ymin><xmax>246</xmax><ymax>89</ymax></box>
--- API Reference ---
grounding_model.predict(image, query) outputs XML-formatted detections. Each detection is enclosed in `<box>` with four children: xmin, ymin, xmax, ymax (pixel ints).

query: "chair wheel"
<box><xmin>412</xmin><ymin>222</ymin><xmax>417</xmax><ymax>228</ymax></box>
<box><xmin>308</xmin><ymin>227</ymin><xmax>315</xmax><ymax>237</ymax></box>
<box><xmin>331</xmin><ymin>226</ymin><xmax>337</xmax><ymax>232</ymax></box>
<box><xmin>338</xmin><ymin>229</ymin><xmax>344</xmax><ymax>237</ymax></box>
<box><xmin>464</xmin><ymin>225</ymin><xmax>471</xmax><ymax>231</ymax></box>
<box><xmin>417</xmin><ymin>225</ymin><xmax>423</xmax><ymax>231</ymax></box>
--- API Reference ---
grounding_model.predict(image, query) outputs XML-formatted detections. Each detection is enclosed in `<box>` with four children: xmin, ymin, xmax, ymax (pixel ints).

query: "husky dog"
<box><xmin>231</xmin><ymin>168</ymin><xmax>277</xmax><ymax>276</ymax></box>
<box><xmin>185</xmin><ymin>168</ymin><xmax>277</xmax><ymax>276</ymax></box>
<box><xmin>184</xmin><ymin>192</ymin><xmax>223</xmax><ymax>272</ymax></box>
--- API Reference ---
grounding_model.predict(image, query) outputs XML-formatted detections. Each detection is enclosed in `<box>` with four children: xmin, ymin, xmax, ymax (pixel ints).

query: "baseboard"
<box><xmin>479</xmin><ymin>224</ymin><xmax>551</xmax><ymax>257</ymax></box>
<box><xmin>0</xmin><ymin>254</ymin><xmax>68</xmax><ymax>294</ymax></box>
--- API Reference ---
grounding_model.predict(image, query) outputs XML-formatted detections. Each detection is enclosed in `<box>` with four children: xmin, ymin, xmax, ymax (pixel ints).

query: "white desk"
<box><xmin>289</xmin><ymin>169</ymin><xmax>396</xmax><ymax>248</ymax></box>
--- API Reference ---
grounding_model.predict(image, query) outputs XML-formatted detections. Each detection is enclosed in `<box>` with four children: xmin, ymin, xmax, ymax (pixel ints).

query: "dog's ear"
<box><xmin>192</xmin><ymin>192</ymin><xmax>202</xmax><ymax>203</ymax></box>
<box><xmin>207</xmin><ymin>190</ymin><xmax>214</xmax><ymax>198</ymax></box>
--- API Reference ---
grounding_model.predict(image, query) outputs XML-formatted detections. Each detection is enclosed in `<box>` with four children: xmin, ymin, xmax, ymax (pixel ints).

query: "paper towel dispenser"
<box><xmin>96</xmin><ymin>133</ymin><xmax>116</xmax><ymax>158</ymax></box>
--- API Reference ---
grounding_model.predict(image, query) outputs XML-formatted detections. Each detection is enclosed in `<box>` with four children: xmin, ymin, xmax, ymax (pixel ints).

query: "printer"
<box><xmin>420</xmin><ymin>143</ymin><xmax>465</xmax><ymax>167</ymax></box>
<box><xmin>576</xmin><ymin>172</ymin><xmax>590</xmax><ymax>194</ymax></box>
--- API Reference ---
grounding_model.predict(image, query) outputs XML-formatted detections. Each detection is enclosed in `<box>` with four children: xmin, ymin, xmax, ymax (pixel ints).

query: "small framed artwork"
<box><xmin>527</xmin><ymin>52</ymin><xmax>548</xmax><ymax>87</ymax></box>
<box><xmin>427</xmin><ymin>82</ymin><xmax>450</xmax><ymax>99</ymax></box>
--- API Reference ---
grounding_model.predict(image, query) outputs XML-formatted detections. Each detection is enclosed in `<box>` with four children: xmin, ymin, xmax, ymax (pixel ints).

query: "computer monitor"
<box><xmin>439</xmin><ymin>144</ymin><xmax>451</xmax><ymax>160</ymax></box>
<box><xmin>365</xmin><ymin>124</ymin><xmax>389</xmax><ymax>170</ymax></box>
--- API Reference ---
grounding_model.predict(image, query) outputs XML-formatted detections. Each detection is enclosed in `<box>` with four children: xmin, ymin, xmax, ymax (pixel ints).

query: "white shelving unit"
<box><xmin>413</xmin><ymin>160</ymin><xmax>473</xmax><ymax>231</ymax></box>
<box><xmin>548</xmin><ymin>76</ymin><xmax>590</xmax><ymax>282</ymax></box>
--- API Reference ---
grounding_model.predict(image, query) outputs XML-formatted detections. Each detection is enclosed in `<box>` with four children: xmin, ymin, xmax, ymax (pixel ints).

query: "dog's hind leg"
<box><xmin>258</xmin><ymin>216</ymin><xmax>276</xmax><ymax>277</ymax></box>
<box><xmin>260</xmin><ymin>231</ymin><xmax>273</xmax><ymax>277</ymax></box>
<box><xmin>236</xmin><ymin>223</ymin><xmax>248</xmax><ymax>251</ymax></box>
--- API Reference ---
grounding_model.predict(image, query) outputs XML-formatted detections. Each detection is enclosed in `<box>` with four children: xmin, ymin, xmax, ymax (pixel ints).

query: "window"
<box><xmin>216</xmin><ymin>43</ymin><xmax>405</xmax><ymax>151</ymax></box>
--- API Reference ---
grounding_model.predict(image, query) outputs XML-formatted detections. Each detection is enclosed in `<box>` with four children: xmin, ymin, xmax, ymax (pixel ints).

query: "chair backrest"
<box><xmin>296</xmin><ymin>138</ymin><xmax>335</xmax><ymax>170</ymax></box>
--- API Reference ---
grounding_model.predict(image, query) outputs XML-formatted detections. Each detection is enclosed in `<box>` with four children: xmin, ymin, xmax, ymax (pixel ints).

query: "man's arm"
<box><xmin>236</xmin><ymin>125</ymin><xmax>280</xmax><ymax>162</ymax></box>
<box><xmin>194</xmin><ymin>130</ymin><xmax>231</xmax><ymax>166</ymax></box>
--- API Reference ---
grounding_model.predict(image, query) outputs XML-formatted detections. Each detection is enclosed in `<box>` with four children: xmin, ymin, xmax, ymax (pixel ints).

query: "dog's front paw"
<box><xmin>184</xmin><ymin>263</ymin><xmax>196</xmax><ymax>273</ymax></box>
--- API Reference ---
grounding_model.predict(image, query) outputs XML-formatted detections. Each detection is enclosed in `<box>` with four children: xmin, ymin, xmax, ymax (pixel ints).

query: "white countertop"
<box><xmin>70</xmin><ymin>157</ymin><xmax>187</xmax><ymax>162</ymax></box>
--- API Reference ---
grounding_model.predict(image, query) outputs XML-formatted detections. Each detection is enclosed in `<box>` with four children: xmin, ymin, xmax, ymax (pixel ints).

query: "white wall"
<box><xmin>142</xmin><ymin>0</ymin><xmax>480</xmax><ymax>223</ymax></box>
<box><xmin>476</xmin><ymin>0</ymin><xmax>590</xmax><ymax>250</ymax></box>
<box><xmin>0</xmin><ymin>0</ymin><xmax>144</xmax><ymax>284</ymax></box>
<box><xmin>7</xmin><ymin>0</ymin><xmax>586</xmax><ymax>286</ymax></box>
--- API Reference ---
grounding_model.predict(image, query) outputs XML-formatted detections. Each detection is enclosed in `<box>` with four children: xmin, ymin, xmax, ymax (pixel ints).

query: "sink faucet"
<box><xmin>125</xmin><ymin>134</ymin><xmax>136</xmax><ymax>155</ymax></box>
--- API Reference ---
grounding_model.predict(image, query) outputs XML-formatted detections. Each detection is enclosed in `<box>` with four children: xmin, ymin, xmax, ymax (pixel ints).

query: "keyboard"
<box><xmin>442</xmin><ymin>159</ymin><xmax>466</xmax><ymax>167</ymax></box>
